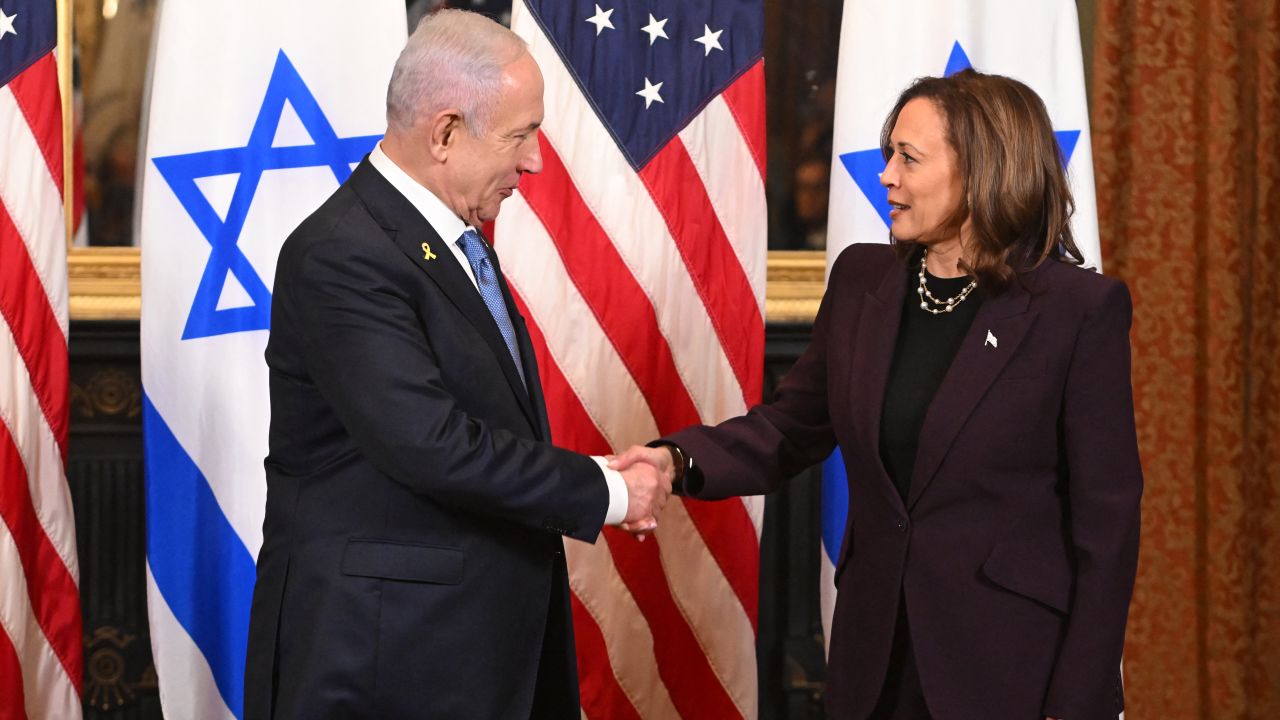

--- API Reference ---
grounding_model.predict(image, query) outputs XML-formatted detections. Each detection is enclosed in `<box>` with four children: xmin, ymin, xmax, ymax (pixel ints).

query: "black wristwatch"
<box><xmin>646</xmin><ymin>440</ymin><xmax>703</xmax><ymax>496</ymax></box>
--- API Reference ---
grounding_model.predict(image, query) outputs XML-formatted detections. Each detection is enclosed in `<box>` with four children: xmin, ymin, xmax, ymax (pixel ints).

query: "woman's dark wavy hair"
<box><xmin>881</xmin><ymin>69</ymin><xmax>1087</xmax><ymax>291</ymax></box>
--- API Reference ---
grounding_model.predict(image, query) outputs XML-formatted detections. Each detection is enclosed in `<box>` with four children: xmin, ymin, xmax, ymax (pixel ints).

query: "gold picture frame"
<box><xmin>68</xmin><ymin>247</ymin><xmax>143</xmax><ymax>320</ymax></box>
<box><xmin>66</xmin><ymin>247</ymin><xmax>825</xmax><ymax>324</ymax></box>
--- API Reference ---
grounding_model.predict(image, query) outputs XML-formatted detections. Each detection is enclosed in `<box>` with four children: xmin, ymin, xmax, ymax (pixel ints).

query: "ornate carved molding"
<box><xmin>83</xmin><ymin>626</ymin><xmax>157</xmax><ymax>712</ymax></box>
<box><xmin>67</xmin><ymin>247</ymin><xmax>827</xmax><ymax>324</ymax></box>
<box><xmin>765</xmin><ymin>250</ymin><xmax>824</xmax><ymax>324</ymax></box>
<box><xmin>68</xmin><ymin>248</ymin><xmax>142</xmax><ymax>321</ymax></box>
<box><xmin>71</xmin><ymin>367</ymin><xmax>143</xmax><ymax>419</ymax></box>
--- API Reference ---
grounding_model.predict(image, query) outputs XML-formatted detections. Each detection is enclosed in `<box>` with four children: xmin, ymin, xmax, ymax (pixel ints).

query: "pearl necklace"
<box><xmin>917</xmin><ymin>249</ymin><xmax>978</xmax><ymax>315</ymax></box>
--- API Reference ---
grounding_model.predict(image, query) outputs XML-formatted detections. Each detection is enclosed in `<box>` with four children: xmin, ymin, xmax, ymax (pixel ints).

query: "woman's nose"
<box><xmin>879</xmin><ymin>156</ymin><xmax>899</xmax><ymax>188</ymax></box>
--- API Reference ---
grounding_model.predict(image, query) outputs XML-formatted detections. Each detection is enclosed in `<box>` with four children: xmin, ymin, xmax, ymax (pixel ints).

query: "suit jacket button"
<box><xmin>896</xmin><ymin>520</ymin><xmax>906</xmax><ymax>532</ymax></box>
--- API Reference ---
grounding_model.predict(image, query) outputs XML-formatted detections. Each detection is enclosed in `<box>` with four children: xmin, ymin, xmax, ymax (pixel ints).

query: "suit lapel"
<box><xmin>906</xmin><ymin>276</ymin><xmax>1037</xmax><ymax>511</ymax></box>
<box><xmin>514</xmin><ymin>319</ymin><xmax>552</xmax><ymax>442</ymax></box>
<box><xmin>348</xmin><ymin>160</ymin><xmax>540</xmax><ymax>433</ymax></box>
<box><xmin>494</xmin><ymin>268</ymin><xmax>552</xmax><ymax>442</ymax></box>
<box><xmin>847</xmin><ymin>260</ymin><xmax>910</xmax><ymax>513</ymax></box>
<box><xmin>490</xmin><ymin>245</ymin><xmax>551</xmax><ymax>441</ymax></box>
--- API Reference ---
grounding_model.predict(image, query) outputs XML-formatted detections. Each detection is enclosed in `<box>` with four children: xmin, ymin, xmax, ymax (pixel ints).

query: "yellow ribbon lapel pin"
<box><xmin>421</xmin><ymin>242</ymin><xmax>438</xmax><ymax>261</ymax></box>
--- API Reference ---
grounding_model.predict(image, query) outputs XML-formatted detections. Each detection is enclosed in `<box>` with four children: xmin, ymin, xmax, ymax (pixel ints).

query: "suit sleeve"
<box><xmin>1043</xmin><ymin>280</ymin><xmax>1144</xmax><ymax>719</ymax></box>
<box><xmin>666</xmin><ymin>251</ymin><xmax>850</xmax><ymax>499</ymax></box>
<box><xmin>280</xmin><ymin>228</ymin><xmax>608</xmax><ymax>542</ymax></box>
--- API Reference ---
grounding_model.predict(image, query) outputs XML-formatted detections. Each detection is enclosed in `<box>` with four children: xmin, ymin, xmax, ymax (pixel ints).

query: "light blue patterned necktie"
<box><xmin>457</xmin><ymin>229</ymin><xmax>526</xmax><ymax>387</ymax></box>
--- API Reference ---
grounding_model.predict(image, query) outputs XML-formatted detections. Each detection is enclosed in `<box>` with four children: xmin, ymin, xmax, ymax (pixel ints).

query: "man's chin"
<box><xmin>475</xmin><ymin>204</ymin><xmax>505</xmax><ymax>226</ymax></box>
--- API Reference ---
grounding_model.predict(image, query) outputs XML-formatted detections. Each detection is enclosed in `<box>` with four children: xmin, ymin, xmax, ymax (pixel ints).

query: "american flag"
<box><xmin>0</xmin><ymin>1</ymin><xmax>84</xmax><ymax>718</ymax></box>
<box><xmin>496</xmin><ymin>1</ymin><xmax>766</xmax><ymax>717</ymax></box>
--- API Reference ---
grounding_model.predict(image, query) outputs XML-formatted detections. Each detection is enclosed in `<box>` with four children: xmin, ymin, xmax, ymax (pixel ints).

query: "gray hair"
<box><xmin>386</xmin><ymin>9</ymin><xmax>527</xmax><ymax>135</ymax></box>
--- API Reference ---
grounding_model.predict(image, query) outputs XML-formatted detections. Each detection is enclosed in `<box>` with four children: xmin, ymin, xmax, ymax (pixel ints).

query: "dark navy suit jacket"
<box><xmin>243</xmin><ymin>159</ymin><xmax>607</xmax><ymax>719</ymax></box>
<box><xmin>670</xmin><ymin>243</ymin><xmax>1142</xmax><ymax>720</ymax></box>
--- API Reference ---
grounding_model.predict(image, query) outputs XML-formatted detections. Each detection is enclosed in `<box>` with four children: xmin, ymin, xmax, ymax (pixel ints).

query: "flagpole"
<box><xmin>56</xmin><ymin>0</ymin><xmax>73</xmax><ymax>247</ymax></box>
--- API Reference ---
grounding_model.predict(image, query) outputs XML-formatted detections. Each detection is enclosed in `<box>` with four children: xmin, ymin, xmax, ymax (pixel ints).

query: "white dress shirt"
<box><xmin>367</xmin><ymin>143</ymin><xmax>628</xmax><ymax>526</ymax></box>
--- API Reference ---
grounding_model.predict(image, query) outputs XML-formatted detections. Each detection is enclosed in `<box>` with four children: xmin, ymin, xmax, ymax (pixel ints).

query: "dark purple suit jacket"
<box><xmin>669</xmin><ymin>244</ymin><xmax>1142</xmax><ymax>720</ymax></box>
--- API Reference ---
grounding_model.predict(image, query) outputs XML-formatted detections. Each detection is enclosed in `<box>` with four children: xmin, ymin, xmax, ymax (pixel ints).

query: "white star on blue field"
<box><xmin>840</xmin><ymin>42</ymin><xmax>1081</xmax><ymax>228</ymax></box>
<box><xmin>152</xmin><ymin>51</ymin><xmax>380</xmax><ymax>340</ymax></box>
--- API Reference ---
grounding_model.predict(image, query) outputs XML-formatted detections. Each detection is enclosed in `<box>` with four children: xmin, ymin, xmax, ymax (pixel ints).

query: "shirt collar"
<box><xmin>368</xmin><ymin>141</ymin><xmax>472</xmax><ymax>245</ymax></box>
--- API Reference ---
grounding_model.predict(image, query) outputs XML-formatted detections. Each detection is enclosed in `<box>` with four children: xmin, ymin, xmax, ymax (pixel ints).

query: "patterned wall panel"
<box><xmin>757</xmin><ymin>323</ymin><xmax>826</xmax><ymax>720</ymax></box>
<box><xmin>68</xmin><ymin>321</ymin><xmax>160</xmax><ymax>719</ymax></box>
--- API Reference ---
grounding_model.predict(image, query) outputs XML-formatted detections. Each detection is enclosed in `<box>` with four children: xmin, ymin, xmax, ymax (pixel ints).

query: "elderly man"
<box><xmin>243</xmin><ymin>10</ymin><xmax>666</xmax><ymax>719</ymax></box>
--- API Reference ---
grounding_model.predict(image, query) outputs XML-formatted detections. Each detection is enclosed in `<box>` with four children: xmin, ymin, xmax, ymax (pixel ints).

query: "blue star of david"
<box><xmin>152</xmin><ymin>51</ymin><xmax>381</xmax><ymax>340</ymax></box>
<box><xmin>839</xmin><ymin>42</ymin><xmax>1082</xmax><ymax>228</ymax></box>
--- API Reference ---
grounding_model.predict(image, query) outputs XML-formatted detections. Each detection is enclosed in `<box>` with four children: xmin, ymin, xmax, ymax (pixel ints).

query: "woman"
<box><xmin>613</xmin><ymin>70</ymin><xmax>1142</xmax><ymax>720</ymax></box>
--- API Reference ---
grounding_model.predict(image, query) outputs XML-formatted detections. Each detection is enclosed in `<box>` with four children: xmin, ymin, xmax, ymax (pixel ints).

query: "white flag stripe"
<box><xmin>656</xmin><ymin>501</ymin><xmax>757</xmax><ymax>718</ymax></box>
<box><xmin>500</xmin><ymin>194</ymin><xmax>660</xmax><ymax>450</ymax></box>
<box><xmin>1068</xmin><ymin>168</ymin><xmax>1100</xmax><ymax>269</ymax></box>
<box><xmin>0</xmin><ymin>322</ymin><xmax>78</xmax><ymax>579</ymax></box>
<box><xmin>0</xmin><ymin>87</ymin><xmax>69</xmax><ymax>335</ymax></box>
<box><xmin>677</xmin><ymin>97</ymin><xmax>768</xmax><ymax>314</ymax></box>
<box><xmin>564</xmin><ymin>539</ymin><xmax>681</xmax><ymax>719</ymax></box>
<box><xmin>143</xmin><ymin>7</ymin><xmax>401</xmax><ymax>157</ymax></box>
<box><xmin>536</xmin><ymin>123</ymin><xmax>747</xmax><ymax>427</ymax></box>
<box><xmin>0</xmin><ymin>521</ymin><xmax>80</xmax><ymax>720</ymax></box>
<box><xmin>144</xmin><ymin>564</ymin><xmax>238</xmax><ymax>720</ymax></box>
<box><xmin>139</xmin><ymin>327</ymin><xmax>271</xmax><ymax>558</ymax></box>
<box><xmin>819</xmin><ymin>540</ymin><xmax>837</xmax><ymax>648</ymax></box>
<box><xmin>513</xmin><ymin>10</ymin><xmax>748</xmax><ymax>425</ymax></box>
<box><xmin>740</xmin><ymin>495</ymin><xmax>764</xmax><ymax>538</ymax></box>
<box><xmin>1048</xmin><ymin>3</ymin><xmax>1101</xmax><ymax>271</ymax></box>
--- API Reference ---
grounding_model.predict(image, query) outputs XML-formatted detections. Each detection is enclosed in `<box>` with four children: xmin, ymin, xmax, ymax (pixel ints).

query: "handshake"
<box><xmin>607</xmin><ymin>445</ymin><xmax>679</xmax><ymax>540</ymax></box>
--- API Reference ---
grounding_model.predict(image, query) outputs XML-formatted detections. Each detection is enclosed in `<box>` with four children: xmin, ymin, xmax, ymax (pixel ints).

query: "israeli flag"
<box><xmin>138</xmin><ymin>2</ymin><xmax>404</xmax><ymax>717</ymax></box>
<box><xmin>819</xmin><ymin>0</ymin><xmax>1101</xmax><ymax>651</ymax></box>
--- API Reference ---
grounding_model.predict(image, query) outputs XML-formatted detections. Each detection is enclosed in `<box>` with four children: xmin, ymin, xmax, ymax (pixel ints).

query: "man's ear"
<box><xmin>427</xmin><ymin>108</ymin><xmax>465</xmax><ymax>162</ymax></box>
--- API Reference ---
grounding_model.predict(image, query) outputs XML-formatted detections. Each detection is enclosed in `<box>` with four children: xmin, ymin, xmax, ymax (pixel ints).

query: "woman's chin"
<box><xmin>889</xmin><ymin>223</ymin><xmax>918</xmax><ymax>242</ymax></box>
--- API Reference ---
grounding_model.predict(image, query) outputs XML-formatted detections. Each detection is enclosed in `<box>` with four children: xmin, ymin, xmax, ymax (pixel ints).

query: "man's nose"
<box><xmin>520</xmin><ymin>140</ymin><xmax>543</xmax><ymax>175</ymax></box>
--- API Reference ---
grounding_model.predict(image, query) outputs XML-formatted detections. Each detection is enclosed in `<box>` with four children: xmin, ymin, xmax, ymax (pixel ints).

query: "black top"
<box><xmin>879</xmin><ymin>267</ymin><xmax>982</xmax><ymax>502</ymax></box>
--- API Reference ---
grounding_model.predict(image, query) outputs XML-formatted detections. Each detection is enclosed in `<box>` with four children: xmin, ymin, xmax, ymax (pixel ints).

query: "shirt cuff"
<box><xmin>592</xmin><ymin>456</ymin><xmax>628</xmax><ymax>526</ymax></box>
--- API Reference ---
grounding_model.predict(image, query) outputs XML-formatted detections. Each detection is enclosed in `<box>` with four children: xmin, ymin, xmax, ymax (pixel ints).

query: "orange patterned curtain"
<box><xmin>1091</xmin><ymin>0</ymin><xmax>1280</xmax><ymax>717</ymax></box>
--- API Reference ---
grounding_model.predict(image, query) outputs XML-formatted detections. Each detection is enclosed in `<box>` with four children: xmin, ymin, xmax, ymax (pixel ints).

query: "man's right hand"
<box><xmin>611</xmin><ymin>446</ymin><xmax>675</xmax><ymax>538</ymax></box>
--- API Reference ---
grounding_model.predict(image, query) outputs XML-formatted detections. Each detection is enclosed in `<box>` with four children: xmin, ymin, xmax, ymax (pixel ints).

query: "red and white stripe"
<box><xmin>0</xmin><ymin>49</ymin><xmax>85</xmax><ymax>720</ymax></box>
<box><xmin>499</xmin><ymin>3</ymin><xmax>766</xmax><ymax>717</ymax></box>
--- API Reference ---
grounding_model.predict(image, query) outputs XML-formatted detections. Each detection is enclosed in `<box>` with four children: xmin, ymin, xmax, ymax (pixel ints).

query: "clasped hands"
<box><xmin>607</xmin><ymin>445</ymin><xmax>676</xmax><ymax>540</ymax></box>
